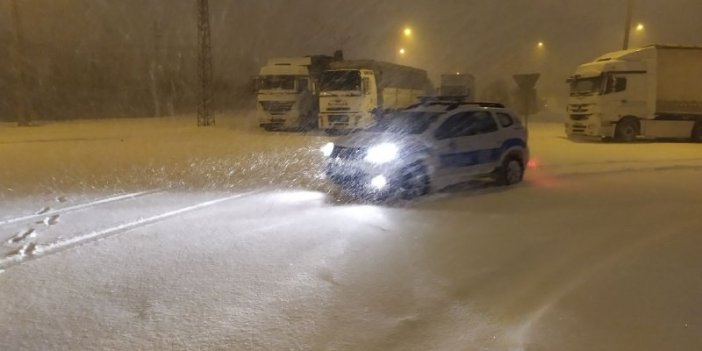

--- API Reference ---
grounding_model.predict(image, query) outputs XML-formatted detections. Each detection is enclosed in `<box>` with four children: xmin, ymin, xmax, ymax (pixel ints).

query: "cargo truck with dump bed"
<box><xmin>566</xmin><ymin>45</ymin><xmax>702</xmax><ymax>142</ymax></box>
<box><xmin>256</xmin><ymin>52</ymin><xmax>342</xmax><ymax>131</ymax></box>
<box><xmin>318</xmin><ymin>60</ymin><xmax>432</xmax><ymax>134</ymax></box>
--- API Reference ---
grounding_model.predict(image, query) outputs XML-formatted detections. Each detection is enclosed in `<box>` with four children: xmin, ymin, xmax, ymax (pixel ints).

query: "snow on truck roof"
<box><xmin>594</xmin><ymin>44</ymin><xmax>702</xmax><ymax>62</ymax></box>
<box><xmin>266</xmin><ymin>57</ymin><xmax>312</xmax><ymax>66</ymax></box>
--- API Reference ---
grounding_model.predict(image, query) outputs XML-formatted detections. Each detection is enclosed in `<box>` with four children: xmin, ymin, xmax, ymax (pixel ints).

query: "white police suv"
<box><xmin>320</xmin><ymin>101</ymin><xmax>529</xmax><ymax>199</ymax></box>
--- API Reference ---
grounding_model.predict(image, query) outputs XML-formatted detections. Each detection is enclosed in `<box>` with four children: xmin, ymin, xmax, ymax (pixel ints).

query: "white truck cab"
<box><xmin>257</xmin><ymin>55</ymin><xmax>339</xmax><ymax>131</ymax></box>
<box><xmin>318</xmin><ymin>60</ymin><xmax>432</xmax><ymax>134</ymax></box>
<box><xmin>566</xmin><ymin>45</ymin><xmax>702</xmax><ymax>142</ymax></box>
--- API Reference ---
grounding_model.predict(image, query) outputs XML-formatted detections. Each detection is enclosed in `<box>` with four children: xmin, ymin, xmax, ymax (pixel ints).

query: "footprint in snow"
<box><xmin>36</xmin><ymin>207</ymin><xmax>51</xmax><ymax>215</ymax></box>
<box><xmin>7</xmin><ymin>228</ymin><xmax>36</xmax><ymax>244</ymax></box>
<box><xmin>7</xmin><ymin>242</ymin><xmax>39</xmax><ymax>258</ymax></box>
<box><xmin>55</xmin><ymin>196</ymin><xmax>68</xmax><ymax>203</ymax></box>
<box><xmin>37</xmin><ymin>215</ymin><xmax>60</xmax><ymax>226</ymax></box>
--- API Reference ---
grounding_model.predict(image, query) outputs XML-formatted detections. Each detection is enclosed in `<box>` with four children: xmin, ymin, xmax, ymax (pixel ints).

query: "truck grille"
<box><xmin>329</xmin><ymin>115</ymin><xmax>350</xmax><ymax>123</ymax></box>
<box><xmin>570</xmin><ymin>114</ymin><xmax>590</xmax><ymax>121</ymax></box>
<box><xmin>331</xmin><ymin>145</ymin><xmax>366</xmax><ymax>160</ymax></box>
<box><xmin>570</xmin><ymin>125</ymin><xmax>587</xmax><ymax>134</ymax></box>
<box><xmin>260</xmin><ymin>101</ymin><xmax>295</xmax><ymax>113</ymax></box>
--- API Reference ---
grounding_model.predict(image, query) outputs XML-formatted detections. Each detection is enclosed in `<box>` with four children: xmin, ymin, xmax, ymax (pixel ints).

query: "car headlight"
<box><xmin>364</xmin><ymin>143</ymin><xmax>398</xmax><ymax>164</ymax></box>
<box><xmin>321</xmin><ymin>142</ymin><xmax>335</xmax><ymax>157</ymax></box>
<box><xmin>370</xmin><ymin>175</ymin><xmax>387</xmax><ymax>189</ymax></box>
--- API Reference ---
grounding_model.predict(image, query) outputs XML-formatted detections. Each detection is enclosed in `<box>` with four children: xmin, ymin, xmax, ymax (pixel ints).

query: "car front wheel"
<box><xmin>399</xmin><ymin>163</ymin><xmax>430</xmax><ymax>199</ymax></box>
<box><xmin>496</xmin><ymin>158</ymin><xmax>524</xmax><ymax>186</ymax></box>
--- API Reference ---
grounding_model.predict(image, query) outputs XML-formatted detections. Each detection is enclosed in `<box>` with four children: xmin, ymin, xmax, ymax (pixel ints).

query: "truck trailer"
<box><xmin>256</xmin><ymin>52</ymin><xmax>341</xmax><ymax>131</ymax></box>
<box><xmin>439</xmin><ymin>73</ymin><xmax>475</xmax><ymax>100</ymax></box>
<box><xmin>566</xmin><ymin>45</ymin><xmax>702</xmax><ymax>141</ymax></box>
<box><xmin>318</xmin><ymin>60</ymin><xmax>432</xmax><ymax>134</ymax></box>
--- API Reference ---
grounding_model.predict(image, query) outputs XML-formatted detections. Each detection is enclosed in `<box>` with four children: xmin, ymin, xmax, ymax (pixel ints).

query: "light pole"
<box><xmin>10</xmin><ymin>0</ymin><xmax>31</xmax><ymax>126</ymax></box>
<box><xmin>622</xmin><ymin>0</ymin><xmax>634</xmax><ymax>50</ymax></box>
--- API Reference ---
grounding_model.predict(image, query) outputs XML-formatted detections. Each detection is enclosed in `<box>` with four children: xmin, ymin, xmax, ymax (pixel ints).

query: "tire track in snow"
<box><xmin>0</xmin><ymin>191</ymin><xmax>259</xmax><ymax>270</ymax></box>
<box><xmin>0</xmin><ymin>190</ymin><xmax>163</xmax><ymax>227</ymax></box>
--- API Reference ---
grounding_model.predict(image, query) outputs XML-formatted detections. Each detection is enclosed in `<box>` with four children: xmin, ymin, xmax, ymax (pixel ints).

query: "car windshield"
<box><xmin>320</xmin><ymin>70</ymin><xmax>361</xmax><ymax>91</ymax></box>
<box><xmin>569</xmin><ymin>77</ymin><xmax>602</xmax><ymax>96</ymax></box>
<box><xmin>2</xmin><ymin>2</ymin><xmax>700</xmax><ymax>351</ymax></box>
<box><xmin>374</xmin><ymin>111</ymin><xmax>440</xmax><ymax>134</ymax></box>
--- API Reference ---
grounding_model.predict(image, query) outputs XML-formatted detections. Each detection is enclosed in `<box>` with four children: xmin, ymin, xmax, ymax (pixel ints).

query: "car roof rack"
<box><xmin>407</xmin><ymin>96</ymin><xmax>505</xmax><ymax>110</ymax></box>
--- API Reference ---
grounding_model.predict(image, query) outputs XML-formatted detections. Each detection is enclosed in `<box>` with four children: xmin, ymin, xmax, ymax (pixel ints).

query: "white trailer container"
<box><xmin>439</xmin><ymin>73</ymin><xmax>475</xmax><ymax>100</ymax></box>
<box><xmin>318</xmin><ymin>60</ymin><xmax>432</xmax><ymax>133</ymax></box>
<box><xmin>566</xmin><ymin>45</ymin><xmax>702</xmax><ymax>141</ymax></box>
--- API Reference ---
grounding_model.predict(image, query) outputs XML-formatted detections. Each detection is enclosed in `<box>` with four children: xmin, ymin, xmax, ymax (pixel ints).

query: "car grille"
<box><xmin>260</xmin><ymin>101</ymin><xmax>295</xmax><ymax>113</ymax></box>
<box><xmin>331</xmin><ymin>145</ymin><xmax>366</xmax><ymax>160</ymax></box>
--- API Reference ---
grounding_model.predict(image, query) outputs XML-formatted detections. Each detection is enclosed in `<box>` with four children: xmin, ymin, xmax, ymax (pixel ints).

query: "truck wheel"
<box><xmin>399</xmin><ymin>163</ymin><xmax>430</xmax><ymax>199</ymax></box>
<box><xmin>495</xmin><ymin>157</ymin><xmax>524</xmax><ymax>186</ymax></box>
<box><xmin>614</xmin><ymin>118</ymin><xmax>639</xmax><ymax>142</ymax></box>
<box><xmin>691</xmin><ymin>121</ymin><xmax>702</xmax><ymax>142</ymax></box>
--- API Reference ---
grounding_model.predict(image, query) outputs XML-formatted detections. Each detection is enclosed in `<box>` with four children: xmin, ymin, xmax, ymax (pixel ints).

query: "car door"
<box><xmin>432</xmin><ymin>111</ymin><xmax>502</xmax><ymax>183</ymax></box>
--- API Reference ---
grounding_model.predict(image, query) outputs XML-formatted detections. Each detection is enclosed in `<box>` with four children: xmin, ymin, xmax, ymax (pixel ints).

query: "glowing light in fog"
<box><xmin>321</xmin><ymin>142</ymin><xmax>334</xmax><ymax>157</ymax></box>
<box><xmin>537</xmin><ymin>41</ymin><xmax>544</xmax><ymax>48</ymax></box>
<box><xmin>371</xmin><ymin>175</ymin><xmax>387</xmax><ymax>189</ymax></box>
<box><xmin>399</xmin><ymin>48</ymin><xmax>406</xmax><ymax>55</ymax></box>
<box><xmin>403</xmin><ymin>27</ymin><xmax>412</xmax><ymax>37</ymax></box>
<box><xmin>636</xmin><ymin>23</ymin><xmax>645</xmax><ymax>32</ymax></box>
<box><xmin>364</xmin><ymin>143</ymin><xmax>398</xmax><ymax>164</ymax></box>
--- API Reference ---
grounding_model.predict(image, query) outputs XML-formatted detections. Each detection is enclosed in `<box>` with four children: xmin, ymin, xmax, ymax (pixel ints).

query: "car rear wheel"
<box><xmin>399</xmin><ymin>163</ymin><xmax>430</xmax><ymax>199</ymax></box>
<box><xmin>496</xmin><ymin>158</ymin><xmax>524</xmax><ymax>186</ymax></box>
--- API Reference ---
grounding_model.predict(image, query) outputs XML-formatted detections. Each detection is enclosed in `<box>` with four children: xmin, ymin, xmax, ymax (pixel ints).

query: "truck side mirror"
<box><xmin>362</xmin><ymin>77</ymin><xmax>370</xmax><ymax>95</ymax></box>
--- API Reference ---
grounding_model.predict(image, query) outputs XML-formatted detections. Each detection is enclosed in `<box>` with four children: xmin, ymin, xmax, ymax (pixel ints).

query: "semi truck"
<box><xmin>318</xmin><ymin>60</ymin><xmax>432</xmax><ymax>134</ymax></box>
<box><xmin>439</xmin><ymin>73</ymin><xmax>475</xmax><ymax>100</ymax></box>
<box><xmin>256</xmin><ymin>52</ymin><xmax>341</xmax><ymax>131</ymax></box>
<box><xmin>566</xmin><ymin>45</ymin><xmax>702</xmax><ymax>142</ymax></box>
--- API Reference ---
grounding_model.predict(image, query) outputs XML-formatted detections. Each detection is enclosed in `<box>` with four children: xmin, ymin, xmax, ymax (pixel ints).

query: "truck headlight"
<box><xmin>364</xmin><ymin>143</ymin><xmax>398</xmax><ymax>164</ymax></box>
<box><xmin>321</xmin><ymin>142</ymin><xmax>335</xmax><ymax>157</ymax></box>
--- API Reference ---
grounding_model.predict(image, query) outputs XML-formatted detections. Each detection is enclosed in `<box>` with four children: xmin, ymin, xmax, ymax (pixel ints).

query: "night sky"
<box><xmin>2</xmin><ymin>0</ymin><xmax>701</xmax><ymax>106</ymax></box>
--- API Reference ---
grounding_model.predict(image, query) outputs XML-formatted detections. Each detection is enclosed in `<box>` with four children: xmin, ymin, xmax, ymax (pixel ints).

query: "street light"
<box><xmin>403</xmin><ymin>27</ymin><xmax>412</xmax><ymax>37</ymax></box>
<box><xmin>636</xmin><ymin>23</ymin><xmax>645</xmax><ymax>32</ymax></box>
<box><xmin>399</xmin><ymin>48</ymin><xmax>406</xmax><ymax>55</ymax></box>
<box><xmin>537</xmin><ymin>41</ymin><xmax>544</xmax><ymax>48</ymax></box>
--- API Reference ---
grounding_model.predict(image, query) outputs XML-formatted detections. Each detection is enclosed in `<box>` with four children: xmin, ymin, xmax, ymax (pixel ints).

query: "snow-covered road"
<box><xmin>1</xmin><ymin>116</ymin><xmax>701</xmax><ymax>350</ymax></box>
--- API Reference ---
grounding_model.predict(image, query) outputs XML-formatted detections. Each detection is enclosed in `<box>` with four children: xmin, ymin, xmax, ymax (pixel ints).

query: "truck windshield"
<box><xmin>320</xmin><ymin>70</ymin><xmax>362</xmax><ymax>91</ymax></box>
<box><xmin>569</xmin><ymin>77</ymin><xmax>602</xmax><ymax>96</ymax></box>
<box><xmin>374</xmin><ymin>111</ymin><xmax>441</xmax><ymax>134</ymax></box>
<box><xmin>259</xmin><ymin>75</ymin><xmax>296</xmax><ymax>90</ymax></box>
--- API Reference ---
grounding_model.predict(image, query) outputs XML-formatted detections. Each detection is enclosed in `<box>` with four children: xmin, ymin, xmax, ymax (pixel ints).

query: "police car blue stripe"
<box><xmin>439</xmin><ymin>138</ymin><xmax>526</xmax><ymax>168</ymax></box>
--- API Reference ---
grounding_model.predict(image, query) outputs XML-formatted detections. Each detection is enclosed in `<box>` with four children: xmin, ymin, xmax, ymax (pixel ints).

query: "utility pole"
<box><xmin>10</xmin><ymin>0</ymin><xmax>31</xmax><ymax>126</ymax></box>
<box><xmin>196</xmin><ymin>0</ymin><xmax>215</xmax><ymax>126</ymax></box>
<box><xmin>622</xmin><ymin>0</ymin><xmax>634</xmax><ymax>50</ymax></box>
<box><xmin>150</xmin><ymin>20</ymin><xmax>163</xmax><ymax>117</ymax></box>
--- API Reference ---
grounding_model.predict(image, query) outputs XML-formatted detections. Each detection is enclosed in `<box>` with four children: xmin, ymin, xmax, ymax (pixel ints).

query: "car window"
<box><xmin>435</xmin><ymin>111</ymin><xmax>498</xmax><ymax>139</ymax></box>
<box><xmin>496</xmin><ymin>112</ymin><xmax>514</xmax><ymax>127</ymax></box>
<box><xmin>467</xmin><ymin>111</ymin><xmax>499</xmax><ymax>135</ymax></box>
<box><xmin>434</xmin><ymin>113</ymin><xmax>471</xmax><ymax>140</ymax></box>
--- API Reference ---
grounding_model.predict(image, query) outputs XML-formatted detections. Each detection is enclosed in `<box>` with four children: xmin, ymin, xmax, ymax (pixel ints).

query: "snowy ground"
<box><xmin>1</xmin><ymin>112</ymin><xmax>702</xmax><ymax>350</ymax></box>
